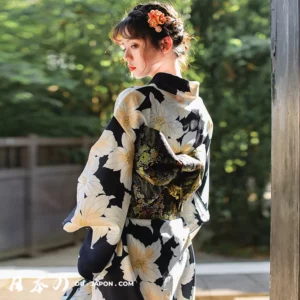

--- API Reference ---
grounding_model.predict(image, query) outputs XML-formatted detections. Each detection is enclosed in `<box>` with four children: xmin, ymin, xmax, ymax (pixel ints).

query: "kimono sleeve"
<box><xmin>62</xmin><ymin>87</ymin><xmax>146</xmax><ymax>280</ymax></box>
<box><xmin>180</xmin><ymin>109</ymin><xmax>213</xmax><ymax>240</ymax></box>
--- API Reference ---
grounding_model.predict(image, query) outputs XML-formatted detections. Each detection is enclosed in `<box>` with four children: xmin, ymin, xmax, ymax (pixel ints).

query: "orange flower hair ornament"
<box><xmin>147</xmin><ymin>9</ymin><xmax>172</xmax><ymax>32</ymax></box>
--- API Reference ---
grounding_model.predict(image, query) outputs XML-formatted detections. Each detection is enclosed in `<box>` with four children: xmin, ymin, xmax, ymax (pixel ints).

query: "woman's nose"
<box><xmin>123</xmin><ymin>49</ymin><xmax>132</xmax><ymax>61</ymax></box>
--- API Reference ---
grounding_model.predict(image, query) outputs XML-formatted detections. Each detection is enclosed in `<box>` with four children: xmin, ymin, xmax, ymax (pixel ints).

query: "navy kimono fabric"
<box><xmin>62</xmin><ymin>72</ymin><xmax>213</xmax><ymax>300</ymax></box>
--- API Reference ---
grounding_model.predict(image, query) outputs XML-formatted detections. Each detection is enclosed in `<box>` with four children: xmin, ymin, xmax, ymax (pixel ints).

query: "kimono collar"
<box><xmin>148</xmin><ymin>72</ymin><xmax>200</xmax><ymax>100</ymax></box>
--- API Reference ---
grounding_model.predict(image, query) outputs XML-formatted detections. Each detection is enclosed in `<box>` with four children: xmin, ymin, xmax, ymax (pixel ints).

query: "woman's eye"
<box><xmin>121</xmin><ymin>44</ymin><xmax>138</xmax><ymax>52</ymax></box>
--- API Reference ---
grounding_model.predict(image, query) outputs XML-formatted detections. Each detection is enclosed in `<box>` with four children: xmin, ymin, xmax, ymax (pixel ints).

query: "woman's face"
<box><xmin>121</xmin><ymin>36</ymin><xmax>164</xmax><ymax>79</ymax></box>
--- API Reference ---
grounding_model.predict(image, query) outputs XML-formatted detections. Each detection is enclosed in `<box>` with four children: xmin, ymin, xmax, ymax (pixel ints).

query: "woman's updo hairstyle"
<box><xmin>110</xmin><ymin>1</ymin><xmax>194</xmax><ymax>71</ymax></box>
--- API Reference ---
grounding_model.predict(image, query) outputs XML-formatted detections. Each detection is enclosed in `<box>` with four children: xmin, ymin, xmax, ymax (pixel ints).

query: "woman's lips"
<box><xmin>128</xmin><ymin>66</ymin><xmax>136</xmax><ymax>71</ymax></box>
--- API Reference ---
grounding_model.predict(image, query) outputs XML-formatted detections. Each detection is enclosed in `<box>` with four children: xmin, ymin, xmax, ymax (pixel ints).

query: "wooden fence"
<box><xmin>0</xmin><ymin>134</ymin><xmax>96</xmax><ymax>259</ymax></box>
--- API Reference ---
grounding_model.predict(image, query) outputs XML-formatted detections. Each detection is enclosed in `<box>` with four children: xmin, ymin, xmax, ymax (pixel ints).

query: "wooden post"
<box><xmin>270</xmin><ymin>0</ymin><xmax>300</xmax><ymax>299</ymax></box>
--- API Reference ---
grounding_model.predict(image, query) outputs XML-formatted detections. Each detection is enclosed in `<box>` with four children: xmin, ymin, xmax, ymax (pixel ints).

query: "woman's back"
<box><xmin>124</xmin><ymin>72</ymin><xmax>212</xmax><ymax>223</ymax></box>
<box><xmin>62</xmin><ymin>72</ymin><xmax>213</xmax><ymax>300</ymax></box>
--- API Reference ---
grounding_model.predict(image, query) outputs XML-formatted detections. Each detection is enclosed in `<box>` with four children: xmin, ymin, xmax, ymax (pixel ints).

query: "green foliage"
<box><xmin>0</xmin><ymin>0</ymin><xmax>271</xmax><ymax>252</ymax></box>
<box><xmin>187</xmin><ymin>0</ymin><xmax>271</xmax><ymax>251</ymax></box>
<box><xmin>0</xmin><ymin>0</ymin><xmax>192</xmax><ymax>137</ymax></box>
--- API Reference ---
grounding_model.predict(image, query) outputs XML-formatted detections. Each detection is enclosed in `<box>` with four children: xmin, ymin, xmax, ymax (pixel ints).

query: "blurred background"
<box><xmin>0</xmin><ymin>0</ymin><xmax>271</xmax><ymax>262</ymax></box>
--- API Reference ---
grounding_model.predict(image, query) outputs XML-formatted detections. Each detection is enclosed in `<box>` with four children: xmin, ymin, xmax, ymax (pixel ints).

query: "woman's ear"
<box><xmin>160</xmin><ymin>36</ymin><xmax>173</xmax><ymax>52</ymax></box>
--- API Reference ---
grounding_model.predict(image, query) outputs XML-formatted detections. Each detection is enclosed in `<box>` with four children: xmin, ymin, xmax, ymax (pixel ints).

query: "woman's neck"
<box><xmin>150</xmin><ymin>59</ymin><xmax>182</xmax><ymax>78</ymax></box>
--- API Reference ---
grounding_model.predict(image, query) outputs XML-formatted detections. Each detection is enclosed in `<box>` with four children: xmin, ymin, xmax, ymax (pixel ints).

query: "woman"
<box><xmin>62</xmin><ymin>2</ymin><xmax>213</xmax><ymax>299</ymax></box>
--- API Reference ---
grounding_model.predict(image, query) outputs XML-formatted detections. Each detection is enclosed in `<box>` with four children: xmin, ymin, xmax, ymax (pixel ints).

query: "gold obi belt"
<box><xmin>127</xmin><ymin>125</ymin><xmax>204</xmax><ymax>221</ymax></box>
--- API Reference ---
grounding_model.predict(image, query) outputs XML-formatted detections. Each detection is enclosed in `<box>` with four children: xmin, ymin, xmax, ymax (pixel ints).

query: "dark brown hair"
<box><xmin>110</xmin><ymin>1</ymin><xmax>194</xmax><ymax>71</ymax></box>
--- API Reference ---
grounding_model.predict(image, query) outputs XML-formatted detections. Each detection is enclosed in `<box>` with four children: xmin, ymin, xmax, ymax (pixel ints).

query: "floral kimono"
<box><xmin>62</xmin><ymin>72</ymin><xmax>213</xmax><ymax>300</ymax></box>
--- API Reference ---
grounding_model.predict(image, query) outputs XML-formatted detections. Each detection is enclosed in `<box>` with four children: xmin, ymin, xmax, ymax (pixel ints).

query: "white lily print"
<box><xmin>177</xmin><ymin>262</ymin><xmax>195</xmax><ymax>300</ymax></box>
<box><xmin>193</xmin><ymin>143</ymin><xmax>207</xmax><ymax>164</ymax></box>
<box><xmin>154</xmin><ymin>84</ymin><xmax>201</xmax><ymax>120</ymax></box>
<box><xmin>127</xmin><ymin>235</ymin><xmax>162</xmax><ymax>282</ymax></box>
<box><xmin>104</xmin><ymin>193</ymin><xmax>130</xmax><ymax>245</ymax></box>
<box><xmin>162</xmin><ymin>88</ymin><xmax>199</xmax><ymax>120</ymax></box>
<box><xmin>160</xmin><ymin>219</ymin><xmax>190</xmax><ymax>246</ymax></box>
<box><xmin>167</xmin><ymin>131</ymin><xmax>197</xmax><ymax>155</ymax></box>
<box><xmin>179</xmin><ymin>261</ymin><xmax>194</xmax><ymax>285</ymax></box>
<box><xmin>120</xmin><ymin>254</ymin><xmax>136</xmax><ymax>282</ymax></box>
<box><xmin>114</xmin><ymin>89</ymin><xmax>146</xmax><ymax>141</ymax></box>
<box><xmin>90</xmin><ymin>130</ymin><xmax>118</xmax><ymax>158</ymax></box>
<box><xmin>63</xmin><ymin>194</ymin><xmax>114</xmax><ymax>248</ymax></box>
<box><xmin>103</xmin><ymin>133</ymin><xmax>134</xmax><ymax>190</ymax></box>
<box><xmin>166</xmin><ymin>249</ymin><xmax>189</xmax><ymax>297</ymax></box>
<box><xmin>77</xmin><ymin>155</ymin><xmax>103</xmax><ymax>202</ymax></box>
<box><xmin>180</xmin><ymin>198</ymin><xmax>199</xmax><ymax>233</ymax></box>
<box><xmin>143</xmin><ymin>92</ymin><xmax>185</xmax><ymax>139</ymax></box>
<box><xmin>179</xmin><ymin>98</ymin><xmax>203</xmax><ymax>120</ymax></box>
